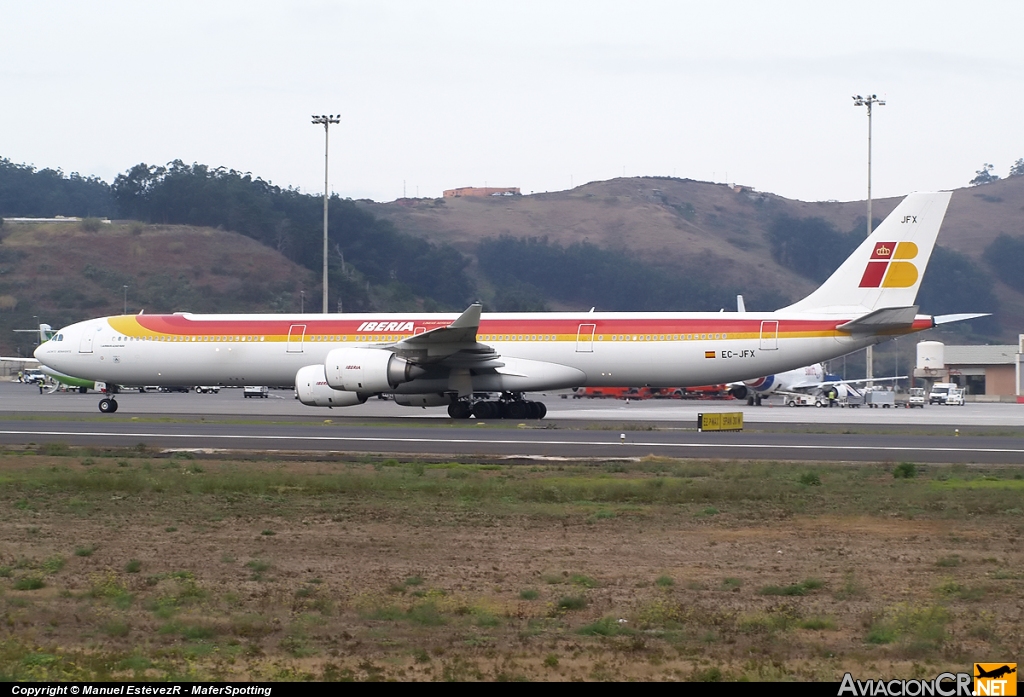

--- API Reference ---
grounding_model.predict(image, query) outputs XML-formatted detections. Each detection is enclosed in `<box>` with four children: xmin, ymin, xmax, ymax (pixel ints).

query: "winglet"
<box><xmin>394</xmin><ymin>303</ymin><xmax>483</xmax><ymax>351</ymax></box>
<box><xmin>448</xmin><ymin>303</ymin><xmax>482</xmax><ymax>330</ymax></box>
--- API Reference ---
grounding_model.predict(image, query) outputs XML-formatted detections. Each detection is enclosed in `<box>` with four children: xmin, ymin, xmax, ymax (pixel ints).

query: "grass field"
<box><xmin>1</xmin><ymin>447</ymin><xmax>1021</xmax><ymax>681</ymax></box>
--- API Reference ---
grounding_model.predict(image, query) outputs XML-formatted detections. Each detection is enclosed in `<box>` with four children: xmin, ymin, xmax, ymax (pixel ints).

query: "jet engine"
<box><xmin>324</xmin><ymin>347</ymin><xmax>426</xmax><ymax>393</ymax></box>
<box><xmin>728</xmin><ymin>385</ymin><xmax>749</xmax><ymax>400</ymax></box>
<box><xmin>295</xmin><ymin>364</ymin><xmax>368</xmax><ymax>407</ymax></box>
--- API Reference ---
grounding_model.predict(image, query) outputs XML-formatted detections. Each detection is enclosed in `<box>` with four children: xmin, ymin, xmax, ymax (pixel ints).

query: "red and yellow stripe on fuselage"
<box><xmin>107</xmin><ymin>314</ymin><xmax>932</xmax><ymax>344</ymax></box>
<box><xmin>89</xmin><ymin>312</ymin><xmax>933</xmax><ymax>390</ymax></box>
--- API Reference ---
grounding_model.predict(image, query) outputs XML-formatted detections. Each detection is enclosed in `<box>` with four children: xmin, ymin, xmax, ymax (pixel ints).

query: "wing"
<box><xmin>389</xmin><ymin>303</ymin><xmax>504</xmax><ymax>369</ymax></box>
<box><xmin>819</xmin><ymin>375</ymin><xmax>907</xmax><ymax>387</ymax></box>
<box><xmin>782</xmin><ymin>375</ymin><xmax>908</xmax><ymax>394</ymax></box>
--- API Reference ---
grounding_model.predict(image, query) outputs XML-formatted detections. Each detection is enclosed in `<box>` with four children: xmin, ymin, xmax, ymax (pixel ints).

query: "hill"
<box><xmin>360</xmin><ymin>175</ymin><xmax>1024</xmax><ymax>340</ymax></box>
<box><xmin>0</xmin><ymin>220</ymin><xmax>315</xmax><ymax>356</ymax></box>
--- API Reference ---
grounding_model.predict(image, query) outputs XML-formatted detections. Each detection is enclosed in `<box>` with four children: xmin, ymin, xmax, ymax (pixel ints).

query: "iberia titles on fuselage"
<box><xmin>35</xmin><ymin>191</ymin><xmax>980</xmax><ymax>418</ymax></box>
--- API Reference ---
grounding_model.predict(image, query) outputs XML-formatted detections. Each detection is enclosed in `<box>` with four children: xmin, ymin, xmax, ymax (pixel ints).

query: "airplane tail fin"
<box><xmin>780</xmin><ymin>191</ymin><xmax>952</xmax><ymax>315</ymax></box>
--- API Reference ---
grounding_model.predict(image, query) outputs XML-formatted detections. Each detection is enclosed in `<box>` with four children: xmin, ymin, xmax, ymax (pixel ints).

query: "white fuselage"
<box><xmin>35</xmin><ymin>310</ymin><xmax>921</xmax><ymax>395</ymax></box>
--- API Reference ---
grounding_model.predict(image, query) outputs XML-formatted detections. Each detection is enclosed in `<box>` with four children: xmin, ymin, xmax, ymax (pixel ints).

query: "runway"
<box><xmin>2</xmin><ymin>382</ymin><xmax>1022</xmax><ymax>463</ymax></box>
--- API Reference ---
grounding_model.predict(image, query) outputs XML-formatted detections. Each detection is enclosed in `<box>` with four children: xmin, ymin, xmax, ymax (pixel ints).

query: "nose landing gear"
<box><xmin>98</xmin><ymin>398</ymin><xmax>119</xmax><ymax>413</ymax></box>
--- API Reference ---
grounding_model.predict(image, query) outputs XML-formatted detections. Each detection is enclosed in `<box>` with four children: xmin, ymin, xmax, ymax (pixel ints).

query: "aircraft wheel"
<box><xmin>504</xmin><ymin>401</ymin><xmax>529</xmax><ymax>420</ymax></box>
<box><xmin>99</xmin><ymin>398</ymin><xmax>117</xmax><ymax>414</ymax></box>
<box><xmin>533</xmin><ymin>401</ymin><xmax>547</xmax><ymax>419</ymax></box>
<box><xmin>472</xmin><ymin>401</ymin><xmax>496</xmax><ymax>419</ymax></box>
<box><xmin>447</xmin><ymin>401</ymin><xmax>472</xmax><ymax>419</ymax></box>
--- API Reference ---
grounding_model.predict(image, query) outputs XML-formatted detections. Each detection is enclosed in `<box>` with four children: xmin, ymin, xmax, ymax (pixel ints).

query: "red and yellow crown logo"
<box><xmin>859</xmin><ymin>241</ymin><xmax>919</xmax><ymax>288</ymax></box>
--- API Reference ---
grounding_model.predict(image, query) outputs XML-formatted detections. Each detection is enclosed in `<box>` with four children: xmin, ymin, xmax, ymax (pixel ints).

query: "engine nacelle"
<box><xmin>295</xmin><ymin>364</ymin><xmax>368</xmax><ymax>408</ymax></box>
<box><xmin>728</xmin><ymin>385</ymin><xmax>749</xmax><ymax>400</ymax></box>
<box><xmin>393</xmin><ymin>393</ymin><xmax>450</xmax><ymax>408</ymax></box>
<box><xmin>324</xmin><ymin>347</ymin><xmax>425</xmax><ymax>393</ymax></box>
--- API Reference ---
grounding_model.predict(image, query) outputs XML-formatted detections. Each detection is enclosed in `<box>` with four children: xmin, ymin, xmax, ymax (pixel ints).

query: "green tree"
<box><xmin>918</xmin><ymin>245</ymin><xmax>999</xmax><ymax>333</ymax></box>
<box><xmin>477</xmin><ymin>235</ymin><xmax>784</xmax><ymax>312</ymax></box>
<box><xmin>766</xmin><ymin>215</ymin><xmax>862</xmax><ymax>282</ymax></box>
<box><xmin>982</xmin><ymin>234</ymin><xmax>1024</xmax><ymax>293</ymax></box>
<box><xmin>969</xmin><ymin>163</ymin><xmax>1000</xmax><ymax>186</ymax></box>
<box><xmin>0</xmin><ymin>157</ymin><xmax>114</xmax><ymax>217</ymax></box>
<box><xmin>110</xmin><ymin>160</ymin><xmax>473</xmax><ymax>309</ymax></box>
<box><xmin>1008</xmin><ymin>158</ymin><xmax>1024</xmax><ymax>178</ymax></box>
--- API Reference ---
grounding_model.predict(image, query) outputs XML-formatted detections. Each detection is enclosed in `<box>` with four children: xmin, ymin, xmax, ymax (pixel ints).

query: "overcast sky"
<box><xmin>3</xmin><ymin>1</ymin><xmax>1022</xmax><ymax>203</ymax></box>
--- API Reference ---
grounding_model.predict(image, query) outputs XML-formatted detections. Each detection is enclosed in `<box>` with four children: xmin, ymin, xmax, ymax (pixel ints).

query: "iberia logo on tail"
<box><xmin>859</xmin><ymin>241</ymin><xmax>919</xmax><ymax>288</ymax></box>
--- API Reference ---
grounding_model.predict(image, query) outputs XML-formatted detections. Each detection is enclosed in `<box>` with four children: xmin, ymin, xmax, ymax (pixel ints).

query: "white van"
<box><xmin>928</xmin><ymin>383</ymin><xmax>957</xmax><ymax>405</ymax></box>
<box><xmin>243</xmin><ymin>386</ymin><xmax>269</xmax><ymax>398</ymax></box>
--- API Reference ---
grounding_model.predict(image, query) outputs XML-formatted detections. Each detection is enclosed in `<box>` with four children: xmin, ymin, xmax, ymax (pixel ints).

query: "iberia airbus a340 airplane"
<box><xmin>35</xmin><ymin>191</ymin><xmax>981</xmax><ymax>419</ymax></box>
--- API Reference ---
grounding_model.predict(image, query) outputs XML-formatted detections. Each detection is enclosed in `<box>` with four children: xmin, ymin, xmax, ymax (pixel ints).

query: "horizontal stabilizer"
<box><xmin>933</xmin><ymin>313</ymin><xmax>990</xmax><ymax>326</ymax></box>
<box><xmin>837</xmin><ymin>306</ymin><xmax>919</xmax><ymax>334</ymax></box>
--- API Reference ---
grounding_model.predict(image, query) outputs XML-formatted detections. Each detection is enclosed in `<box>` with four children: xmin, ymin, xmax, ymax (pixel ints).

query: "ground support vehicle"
<box><xmin>865</xmin><ymin>389</ymin><xmax>895</xmax><ymax>408</ymax></box>
<box><xmin>945</xmin><ymin>387</ymin><xmax>965</xmax><ymax>406</ymax></box>
<box><xmin>841</xmin><ymin>391</ymin><xmax>864</xmax><ymax>408</ymax></box>
<box><xmin>785</xmin><ymin>394</ymin><xmax>823</xmax><ymax>407</ymax></box>
<box><xmin>22</xmin><ymin>369</ymin><xmax>46</xmax><ymax>385</ymax></box>
<box><xmin>908</xmin><ymin>387</ymin><xmax>926</xmax><ymax>408</ymax></box>
<box><xmin>243</xmin><ymin>386</ymin><xmax>269</xmax><ymax>398</ymax></box>
<box><xmin>929</xmin><ymin>383</ymin><xmax>957</xmax><ymax>405</ymax></box>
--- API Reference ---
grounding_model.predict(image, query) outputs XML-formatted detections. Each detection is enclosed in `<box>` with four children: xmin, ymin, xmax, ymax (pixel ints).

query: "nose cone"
<box><xmin>34</xmin><ymin>325</ymin><xmax>67</xmax><ymax>367</ymax></box>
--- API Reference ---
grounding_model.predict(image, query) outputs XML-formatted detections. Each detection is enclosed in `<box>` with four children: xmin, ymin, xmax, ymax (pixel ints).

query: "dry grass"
<box><xmin>1</xmin><ymin>449</ymin><xmax>1022</xmax><ymax>681</ymax></box>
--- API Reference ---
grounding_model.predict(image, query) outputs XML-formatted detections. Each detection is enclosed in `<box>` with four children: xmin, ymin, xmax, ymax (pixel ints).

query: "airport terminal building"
<box><xmin>916</xmin><ymin>337</ymin><xmax>1024</xmax><ymax>401</ymax></box>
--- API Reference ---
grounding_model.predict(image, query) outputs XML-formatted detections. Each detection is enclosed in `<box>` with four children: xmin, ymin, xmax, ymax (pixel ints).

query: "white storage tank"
<box><xmin>917</xmin><ymin>341</ymin><xmax>945</xmax><ymax>371</ymax></box>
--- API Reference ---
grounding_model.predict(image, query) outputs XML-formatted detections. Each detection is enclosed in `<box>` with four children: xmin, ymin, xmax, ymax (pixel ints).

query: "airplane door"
<box><xmin>759</xmin><ymin>321</ymin><xmax>779</xmax><ymax>350</ymax></box>
<box><xmin>287</xmin><ymin>324</ymin><xmax>306</xmax><ymax>353</ymax></box>
<box><xmin>79</xmin><ymin>326</ymin><xmax>95</xmax><ymax>353</ymax></box>
<box><xmin>576</xmin><ymin>323</ymin><xmax>596</xmax><ymax>352</ymax></box>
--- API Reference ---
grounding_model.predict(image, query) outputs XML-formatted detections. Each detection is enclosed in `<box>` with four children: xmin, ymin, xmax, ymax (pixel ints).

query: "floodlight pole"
<box><xmin>853</xmin><ymin>94</ymin><xmax>885</xmax><ymax>385</ymax></box>
<box><xmin>312</xmin><ymin>114</ymin><xmax>341</xmax><ymax>314</ymax></box>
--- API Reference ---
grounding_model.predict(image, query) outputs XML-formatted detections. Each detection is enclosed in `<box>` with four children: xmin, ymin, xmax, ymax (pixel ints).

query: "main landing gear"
<box><xmin>447</xmin><ymin>393</ymin><xmax>547</xmax><ymax>420</ymax></box>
